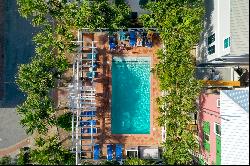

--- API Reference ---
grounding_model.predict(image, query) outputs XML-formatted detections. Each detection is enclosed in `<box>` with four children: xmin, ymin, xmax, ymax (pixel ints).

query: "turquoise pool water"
<box><xmin>111</xmin><ymin>57</ymin><xmax>150</xmax><ymax>134</ymax></box>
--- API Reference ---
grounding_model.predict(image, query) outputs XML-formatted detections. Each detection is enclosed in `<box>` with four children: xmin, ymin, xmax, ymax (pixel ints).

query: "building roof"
<box><xmin>221</xmin><ymin>89</ymin><xmax>249</xmax><ymax>113</ymax></box>
<box><xmin>196</xmin><ymin>67</ymin><xmax>239</xmax><ymax>81</ymax></box>
<box><xmin>230</xmin><ymin>0</ymin><xmax>249</xmax><ymax>57</ymax></box>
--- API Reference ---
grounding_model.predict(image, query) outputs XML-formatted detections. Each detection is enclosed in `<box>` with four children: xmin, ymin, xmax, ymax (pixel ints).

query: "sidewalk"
<box><xmin>0</xmin><ymin>137</ymin><xmax>31</xmax><ymax>157</ymax></box>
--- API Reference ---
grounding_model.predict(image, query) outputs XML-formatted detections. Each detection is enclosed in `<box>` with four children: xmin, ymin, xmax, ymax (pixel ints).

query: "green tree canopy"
<box><xmin>30</xmin><ymin>136</ymin><xmax>74</xmax><ymax>165</ymax></box>
<box><xmin>56</xmin><ymin>112</ymin><xmax>72</xmax><ymax>131</ymax></box>
<box><xmin>17</xmin><ymin>94</ymin><xmax>56</xmax><ymax>134</ymax></box>
<box><xmin>0</xmin><ymin>156</ymin><xmax>12</xmax><ymax>165</ymax></box>
<box><xmin>140</xmin><ymin>0</ymin><xmax>204</xmax><ymax>164</ymax></box>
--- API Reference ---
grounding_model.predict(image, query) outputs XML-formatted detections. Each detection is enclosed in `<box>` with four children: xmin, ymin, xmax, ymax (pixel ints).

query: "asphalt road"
<box><xmin>0</xmin><ymin>0</ymin><xmax>37</xmax><ymax>149</ymax></box>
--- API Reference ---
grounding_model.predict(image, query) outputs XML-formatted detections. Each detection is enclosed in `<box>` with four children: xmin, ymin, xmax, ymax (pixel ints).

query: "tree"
<box><xmin>140</xmin><ymin>0</ymin><xmax>204</xmax><ymax>164</ymax></box>
<box><xmin>74</xmin><ymin>0</ymin><xmax>131</xmax><ymax>31</ymax></box>
<box><xmin>30</xmin><ymin>136</ymin><xmax>75</xmax><ymax>165</ymax></box>
<box><xmin>16</xmin><ymin>58</ymin><xmax>56</xmax><ymax>96</ymax></box>
<box><xmin>16</xmin><ymin>147</ymin><xmax>30</xmax><ymax>165</ymax></box>
<box><xmin>0</xmin><ymin>156</ymin><xmax>12</xmax><ymax>165</ymax></box>
<box><xmin>56</xmin><ymin>112</ymin><xmax>72</xmax><ymax>131</ymax></box>
<box><xmin>139</xmin><ymin>0</ymin><xmax>149</xmax><ymax>8</ymax></box>
<box><xmin>17</xmin><ymin>94</ymin><xmax>56</xmax><ymax>134</ymax></box>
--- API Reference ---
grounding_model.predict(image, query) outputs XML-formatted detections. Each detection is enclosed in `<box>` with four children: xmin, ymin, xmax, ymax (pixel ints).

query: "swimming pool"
<box><xmin>111</xmin><ymin>57</ymin><xmax>150</xmax><ymax>134</ymax></box>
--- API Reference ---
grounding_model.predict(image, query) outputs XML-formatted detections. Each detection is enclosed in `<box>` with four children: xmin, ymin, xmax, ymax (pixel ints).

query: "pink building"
<box><xmin>198</xmin><ymin>92</ymin><xmax>221</xmax><ymax>165</ymax></box>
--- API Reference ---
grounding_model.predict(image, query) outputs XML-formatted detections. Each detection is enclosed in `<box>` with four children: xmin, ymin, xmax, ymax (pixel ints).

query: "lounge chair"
<box><xmin>119</xmin><ymin>31</ymin><xmax>126</xmax><ymax>41</ymax></box>
<box><xmin>107</xmin><ymin>144</ymin><xmax>113</xmax><ymax>161</ymax></box>
<box><xmin>86</xmin><ymin>71</ymin><xmax>97</xmax><ymax>79</ymax></box>
<box><xmin>129</xmin><ymin>31</ymin><xmax>136</xmax><ymax>47</ymax></box>
<box><xmin>109</xmin><ymin>36</ymin><xmax>116</xmax><ymax>50</ymax></box>
<box><xmin>142</xmin><ymin>32</ymin><xmax>147</xmax><ymax>47</ymax></box>
<box><xmin>79</xmin><ymin>120</ymin><xmax>97</xmax><ymax>127</ymax></box>
<box><xmin>86</xmin><ymin>53</ymin><xmax>97</xmax><ymax>60</ymax></box>
<box><xmin>80</xmin><ymin>111</ymin><xmax>96</xmax><ymax>117</ymax></box>
<box><xmin>81</xmin><ymin>127</ymin><xmax>97</xmax><ymax>134</ymax></box>
<box><xmin>145</xmin><ymin>38</ymin><xmax>153</xmax><ymax>48</ymax></box>
<box><xmin>79</xmin><ymin>96</ymin><xmax>95</xmax><ymax>101</ymax></box>
<box><xmin>79</xmin><ymin>101</ymin><xmax>96</xmax><ymax>105</ymax></box>
<box><xmin>94</xmin><ymin>144</ymin><xmax>100</xmax><ymax>160</ymax></box>
<box><xmin>115</xmin><ymin>144</ymin><xmax>123</xmax><ymax>161</ymax></box>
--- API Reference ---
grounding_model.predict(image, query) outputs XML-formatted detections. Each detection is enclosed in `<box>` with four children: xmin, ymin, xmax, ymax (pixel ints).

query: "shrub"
<box><xmin>56</xmin><ymin>112</ymin><xmax>72</xmax><ymax>131</ymax></box>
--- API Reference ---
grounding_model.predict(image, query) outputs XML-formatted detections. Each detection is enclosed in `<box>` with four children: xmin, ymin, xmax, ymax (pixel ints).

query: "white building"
<box><xmin>197</xmin><ymin>0</ymin><xmax>249</xmax><ymax>65</ymax></box>
<box><xmin>220</xmin><ymin>88</ymin><xmax>249</xmax><ymax>165</ymax></box>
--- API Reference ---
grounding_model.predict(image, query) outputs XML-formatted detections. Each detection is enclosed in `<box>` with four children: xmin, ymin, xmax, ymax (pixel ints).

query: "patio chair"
<box><xmin>79</xmin><ymin>120</ymin><xmax>97</xmax><ymax>127</ymax></box>
<box><xmin>94</xmin><ymin>144</ymin><xmax>100</xmax><ymax>160</ymax></box>
<box><xmin>119</xmin><ymin>31</ymin><xmax>126</xmax><ymax>41</ymax></box>
<box><xmin>81</xmin><ymin>127</ymin><xmax>97</xmax><ymax>134</ymax></box>
<box><xmin>115</xmin><ymin>144</ymin><xmax>123</xmax><ymax>161</ymax></box>
<box><xmin>86</xmin><ymin>53</ymin><xmax>97</xmax><ymax>60</ymax></box>
<box><xmin>80</xmin><ymin>111</ymin><xmax>96</xmax><ymax>117</ymax></box>
<box><xmin>145</xmin><ymin>38</ymin><xmax>153</xmax><ymax>48</ymax></box>
<box><xmin>142</xmin><ymin>32</ymin><xmax>147</xmax><ymax>47</ymax></box>
<box><xmin>129</xmin><ymin>31</ymin><xmax>136</xmax><ymax>47</ymax></box>
<box><xmin>109</xmin><ymin>36</ymin><xmax>117</xmax><ymax>50</ymax></box>
<box><xmin>86</xmin><ymin>71</ymin><xmax>97</xmax><ymax>79</ymax></box>
<box><xmin>107</xmin><ymin>144</ymin><xmax>113</xmax><ymax>161</ymax></box>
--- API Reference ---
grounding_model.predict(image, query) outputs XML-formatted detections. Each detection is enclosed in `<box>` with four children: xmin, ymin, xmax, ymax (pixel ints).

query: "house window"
<box><xmin>208</xmin><ymin>45</ymin><xmax>215</xmax><ymax>55</ymax></box>
<box><xmin>208</xmin><ymin>33</ymin><xmax>215</xmax><ymax>45</ymax></box>
<box><xmin>216</xmin><ymin>99</ymin><xmax>220</xmax><ymax>108</ymax></box>
<box><xmin>224</xmin><ymin>37</ymin><xmax>230</xmax><ymax>49</ymax></box>
<box><xmin>214</xmin><ymin>123</ymin><xmax>221</xmax><ymax>136</ymax></box>
<box><xmin>203</xmin><ymin>132</ymin><xmax>210</xmax><ymax>142</ymax></box>
<box><xmin>203</xmin><ymin>132</ymin><xmax>210</xmax><ymax>152</ymax></box>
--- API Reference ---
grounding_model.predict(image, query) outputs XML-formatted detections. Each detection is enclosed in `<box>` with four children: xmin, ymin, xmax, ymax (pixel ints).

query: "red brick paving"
<box><xmin>92</xmin><ymin>32</ymin><xmax>162</xmax><ymax>157</ymax></box>
<box><xmin>56</xmin><ymin>32</ymin><xmax>163</xmax><ymax>159</ymax></box>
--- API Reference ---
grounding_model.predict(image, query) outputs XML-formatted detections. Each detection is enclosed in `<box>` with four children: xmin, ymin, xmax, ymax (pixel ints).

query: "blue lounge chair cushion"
<box><xmin>119</xmin><ymin>31</ymin><xmax>126</xmax><ymax>41</ymax></box>
<box><xmin>87</xmin><ymin>71</ymin><xmax>96</xmax><ymax>78</ymax></box>
<box><xmin>94</xmin><ymin>144</ymin><xmax>100</xmax><ymax>160</ymax></box>
<box><xmin>115</xmin><ymin>144</ymin><xmax>123</xmax><ymax>161</ymax></box>
<box><xmin>80</xmin><ymin>111</ymin><xmax>96</xmax><ymax>117</ymax></box>
<box><xmin>109</xmin><ymin>36</ymin><xmax>115</xmax><ymax>43</ymax></box>
<box><xmin>129</xmin><ymin>31</ymin><xmax>137</xmax><ymax>47</ymax></box>
<box><xmin>107</xmin><ymin>144</ymin><xmax>113</xmax><ymax>161</ymax></box>
<box><xmin>130</xmin><ymin>31</ymin><xmax>136</xmax><ymax>39</ymax></box>
<box><xmin>87</xmin><ymin>53</ymin><xmax>96</xmax><ymax>59</ymax></box>
<box><xmin>80</xmin><ymin>120</ymin><xmax>96</xmax><ymax>127</ymax></box>
<box><xmin>110</xmin><ymin>42</ymin><xmax>116</xmax><ymax>49</ymax></box>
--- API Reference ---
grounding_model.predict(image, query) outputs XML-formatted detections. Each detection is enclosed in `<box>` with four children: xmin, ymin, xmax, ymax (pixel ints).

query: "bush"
<box><xmin>0</xmin><ymin>156</ymin><xmax>12</xmax><ymax>165</ymax></box>
<box><xmin>100</xmin><ymin>160</ymin><xmax>120</xmax><ymax>165</ymax></box>
<box><xmin>115</xmin><ymin>0</ymin><xmax>125</xmax><ymax>5</ymax></box>
<box><xmin>16</xmin><ymin>147</ymin><xmax>30</xmax><ymax>165</ymax></box>
<box><xmin>139</xmin><ymin>0</ymin><xmax>149</xmax><ymax>8</ymax></box>
<box><xmin>124</xmin><ymin>158</ymin><xmax>152</xmax><ymax>165</ymax></box>
<box><xmin>56</xmin><ymin>112</ymin><xmax>72</xmax><ymax>131</ymax></box>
